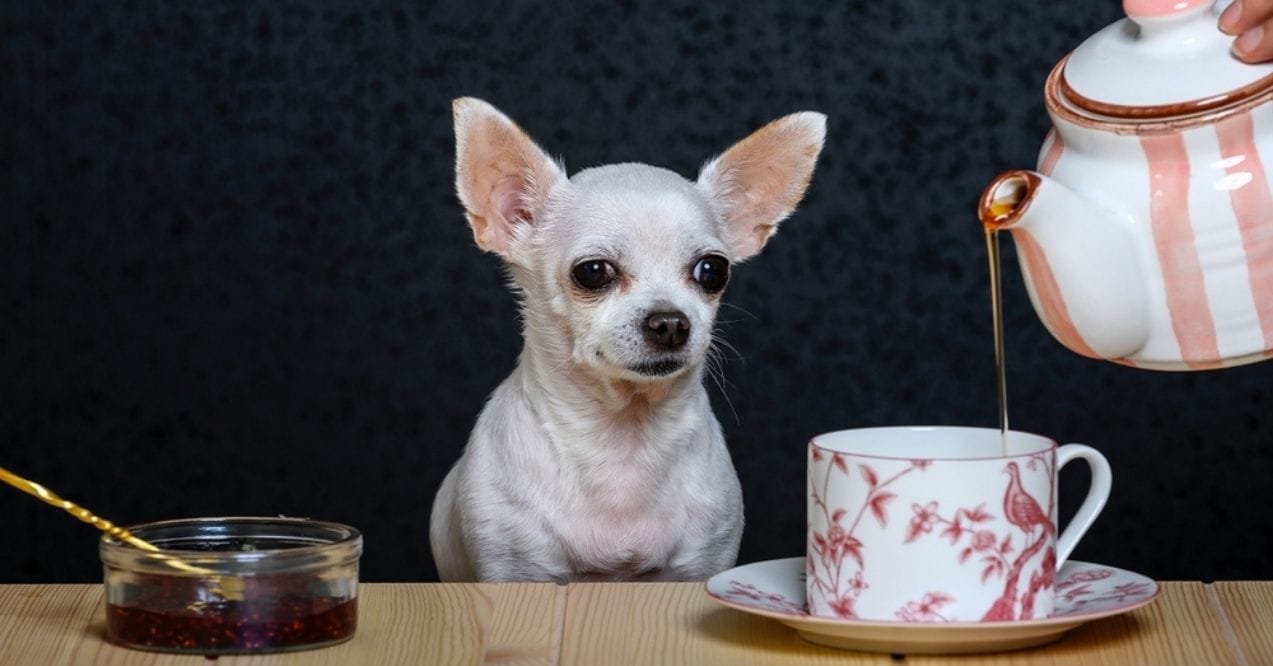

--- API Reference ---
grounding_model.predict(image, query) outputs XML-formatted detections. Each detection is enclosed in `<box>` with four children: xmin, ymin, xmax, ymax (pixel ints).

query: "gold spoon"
<box><xmin>0</xmin><ymin>464</ymin><xmax>159</xmax><ymax>551</ymax></box>
<box><xmin>0</xmin><ymin>464</ymin><xmax>238</xmax><ymax>597</ymax></box>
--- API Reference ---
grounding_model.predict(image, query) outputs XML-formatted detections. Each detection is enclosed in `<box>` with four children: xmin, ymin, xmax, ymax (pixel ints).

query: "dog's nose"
<box><xmin>644</xmin><ymin>311</ymin><xmax>690</xmax><ymax>349</ymax></box>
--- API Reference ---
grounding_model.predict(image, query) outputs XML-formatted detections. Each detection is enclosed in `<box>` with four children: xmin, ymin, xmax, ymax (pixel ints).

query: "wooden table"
<box><xmin>1</xmin><ymin>581</ymin><xmax>1269</xmax><ymax>664</ymax></box>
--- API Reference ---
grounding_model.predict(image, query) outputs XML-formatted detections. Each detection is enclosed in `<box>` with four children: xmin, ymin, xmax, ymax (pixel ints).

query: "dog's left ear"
<box><xmin>696</xmin><ymin>112</ymin><xmax>826</xmax><ymax>261</ymax></box>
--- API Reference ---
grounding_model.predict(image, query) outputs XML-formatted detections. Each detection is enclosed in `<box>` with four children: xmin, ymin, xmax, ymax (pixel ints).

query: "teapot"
<box><xmin>979</xmin><ymin>0</ymin><xmax>1273</xmax><ymax>370</ymax></box>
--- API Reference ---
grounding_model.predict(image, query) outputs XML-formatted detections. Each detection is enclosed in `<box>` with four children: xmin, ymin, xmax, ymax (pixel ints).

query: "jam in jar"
<box><xmin>100</xmin><ymin>517</ymin><xmax>361</xmax><ymax>655</ymax></box>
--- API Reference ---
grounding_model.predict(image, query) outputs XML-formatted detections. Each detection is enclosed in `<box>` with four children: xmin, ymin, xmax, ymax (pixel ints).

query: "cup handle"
<box><xmin>1055</xmin><ymin>444</ymin><xmax>1113</xmax><ymax>566</ymax></box>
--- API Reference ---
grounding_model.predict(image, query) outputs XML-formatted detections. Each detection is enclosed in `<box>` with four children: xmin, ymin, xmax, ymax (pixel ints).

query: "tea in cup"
<box><xmin>806</xmin><ymin>426</ymin><xmax>1111</xmax><ymax>622</ymax></box>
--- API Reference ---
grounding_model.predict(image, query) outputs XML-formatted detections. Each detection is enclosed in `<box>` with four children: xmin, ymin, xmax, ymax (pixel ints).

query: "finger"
<box><xmin>1220</xmin><ymin>0</ymin><xmax>1273</xmax><ymax>35</ymax></box>
<box><xmin>1232</xmin><ymin>20</ymin><xmax>1273</xmax><ymax>62</ymax></box>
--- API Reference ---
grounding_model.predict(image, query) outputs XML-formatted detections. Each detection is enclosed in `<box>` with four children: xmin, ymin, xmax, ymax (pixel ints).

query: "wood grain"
<box><xmin>900</xmin><ymin>582</ymin><xmax>1236</xmax><ymax>666</ymax></box>
<box><xmin>0</xmin><ymin>583</ymin><xmax>564</xmax><ymax>666</ymax></box>
<box><xmin>558</xmin><ymin>581</ymin><xmax>1248</xmax><ymax>666</ymax></box>
<box><xmin>330</xmin><ymin>582</ymin><xmax>564</xmax><ymax>666</ymax></box>
<box><xmin>1</xmin><ymin>581</ymin><xmax>1268</xmax><ymax>665</ymax></box>
<box><xmin>1211</xmin><ymin>581</ymin><xmax>1273</xmax><ymax>665</ymax></box>
<box><xmin>558</xmin><ymin>582</ymin><xmax>893</xmax><ymax>665</ymax></box>
<box><xmin>0</xmin><ymin>585</ymin><xmax>103</xmax><ymax>665</ymax></box>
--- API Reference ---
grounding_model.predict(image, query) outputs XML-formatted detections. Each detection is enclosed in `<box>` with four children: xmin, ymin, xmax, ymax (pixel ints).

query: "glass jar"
<box><xmin>99</xmin><ymin>516</ymin><xmax>362</xmax><ymax>655</ymax></box>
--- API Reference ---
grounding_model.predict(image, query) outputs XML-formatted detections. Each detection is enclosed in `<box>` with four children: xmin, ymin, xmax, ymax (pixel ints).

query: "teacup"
<box><xmin>806</xmin><ymin>426</ymin><xmax>1111</xmax><ymax>622</ymax></box>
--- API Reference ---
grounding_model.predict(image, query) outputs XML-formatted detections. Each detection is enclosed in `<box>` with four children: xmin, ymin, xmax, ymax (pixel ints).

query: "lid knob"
<box><xmin>1123</xmin><ymin>0</ymin><xmax>1215</xmax><ymax>43</ymax></box>
<box><xmin>1123</xmin><ymin>0</ymin><xmax>1212</xmax><ymax>22</ymax></box>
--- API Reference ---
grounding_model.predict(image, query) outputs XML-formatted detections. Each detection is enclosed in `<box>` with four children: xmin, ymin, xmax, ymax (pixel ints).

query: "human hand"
<box><xmin>1220</xmin><ymin>0</ymin><xmax>1273</xmax><ymax>63</ymax></box>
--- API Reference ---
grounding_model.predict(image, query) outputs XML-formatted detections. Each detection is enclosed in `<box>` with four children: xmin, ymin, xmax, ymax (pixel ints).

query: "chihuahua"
<box><xmin>429</xmin><ymin>98</ymin><xmax>825</xmax><ymax>582</ymax></box>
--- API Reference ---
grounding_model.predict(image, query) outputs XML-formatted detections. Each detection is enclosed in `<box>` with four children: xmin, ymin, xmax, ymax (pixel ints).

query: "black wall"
<box><xmin>4</xmin><ymin>1</ymin><xmax>1269</xmax><ymax>583</ymax></box>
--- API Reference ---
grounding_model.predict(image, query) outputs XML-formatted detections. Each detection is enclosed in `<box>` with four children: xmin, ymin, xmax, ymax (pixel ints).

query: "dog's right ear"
<box><xmin>454</xmin><ymin>98</ymin><xmax>566</xmax><ymax>256</ymax></box>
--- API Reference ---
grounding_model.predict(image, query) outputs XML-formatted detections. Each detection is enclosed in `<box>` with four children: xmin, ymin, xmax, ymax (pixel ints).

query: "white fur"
<box><xmin>430</xmin><ymin>98</ymin><xmax>826</xmax><ymax>582</ymax></box>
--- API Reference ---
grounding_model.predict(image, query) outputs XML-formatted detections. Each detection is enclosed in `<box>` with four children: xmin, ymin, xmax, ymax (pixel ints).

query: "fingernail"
<box><xmin>1220</xmin><ymin>0</ymin><xmax>1242</xmax><ymax>33</ymax></box>
<box><xmin>1236</xmin><ymin>25</ymin><xmax>1264</xmax><ymax>54</ymax></box>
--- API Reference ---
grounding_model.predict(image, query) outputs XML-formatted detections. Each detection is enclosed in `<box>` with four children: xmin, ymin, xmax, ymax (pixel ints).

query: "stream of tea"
<box><xmin>985</xmin><ymin>227</ymin><xmax>1009</xmax><ymax>456</ymax></box>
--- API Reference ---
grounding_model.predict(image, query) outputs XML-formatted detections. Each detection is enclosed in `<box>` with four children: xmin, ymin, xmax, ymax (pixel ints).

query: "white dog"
<box><xmin>430</xmin><ymin>98</ymin><xmax>825</xmax><ymax>582</ymax></box>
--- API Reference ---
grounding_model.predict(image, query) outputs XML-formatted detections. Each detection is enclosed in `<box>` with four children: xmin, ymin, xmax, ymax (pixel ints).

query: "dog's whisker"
<box><xmin>707</xmin><ymin>367</ymin><xmax>740</xmax><ymax>426</ymax></box>
<box><xmin>712</xmin><ymin>343</ymin><xmax>743</xmax><ymax>384</ymax></box>
<box><xmin>709</xmin><ymin>334</ymin><xmax>745</xmax><ymax>364</ymax></box>
<box><xmin>546</xmin><ymin>354</ymin><xmax>573</xmax><ymax>376</ymax></box>
<box><xmin>719</xmin><ymin>301</ymin><xmax>759</xmax><ymax>321</ymax></box>
<box><xmin>705</xmin><ymin>358</ymin><xmax>735</xmax><ymax>399</ymax></box>
<box><xmin>705</xmin><ymin>337</ymin><xmax>741</xmax><ymax>426</ymax></box>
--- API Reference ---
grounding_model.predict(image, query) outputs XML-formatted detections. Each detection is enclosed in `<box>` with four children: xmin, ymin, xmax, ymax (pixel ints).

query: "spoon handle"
<box><xmin>0</xmin><ymin>465</ymin><xmax>158</xmax><ymax>551</ymax></box>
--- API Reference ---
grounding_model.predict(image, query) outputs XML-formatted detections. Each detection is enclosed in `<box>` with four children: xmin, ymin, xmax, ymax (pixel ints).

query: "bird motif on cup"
<box><xmin>1003</xmin><ymin>462</ymin><xmax>1053</xmax><ymax>538</ymax></box>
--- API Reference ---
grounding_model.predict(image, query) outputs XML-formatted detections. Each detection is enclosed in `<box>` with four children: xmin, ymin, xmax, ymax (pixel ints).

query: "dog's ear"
<box><xmin>696</xmin><ymin>112</ymin><xmax>826</xmax><ymax>261</ymax></box>
<box><xmin>453</xmin><ymin>98</ymin><xmax>566</xmax><ymax>256</ymax></box>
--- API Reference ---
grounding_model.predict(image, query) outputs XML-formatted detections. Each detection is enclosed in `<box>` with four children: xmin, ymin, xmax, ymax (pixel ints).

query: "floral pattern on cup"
<box><xmin>807</xmin><ymin>445</ymin><xmax>1066</xmax><ymax>622</ymax></box>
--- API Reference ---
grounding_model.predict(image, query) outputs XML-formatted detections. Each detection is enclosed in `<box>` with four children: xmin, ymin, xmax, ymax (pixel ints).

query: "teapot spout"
<box><xmin>978</xmin><ymin>170</ymin><xmax>1150</xmax><ymax>361</ymax></box>
<box><xmin>979</xmin><ymin>171</ymin><xmax>1042</xmax><ymax>232</ymax></box>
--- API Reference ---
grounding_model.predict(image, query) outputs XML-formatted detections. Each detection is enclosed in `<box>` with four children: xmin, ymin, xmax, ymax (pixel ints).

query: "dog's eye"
<box><xmin>572</xmin><ymin>260</ymin><xmax>617</xmax><ymax>291</ymax></box>
<box><xmin>693</xmin><ymin>255</ymin><xmax>730</xmax><ymax>293</ymax></box>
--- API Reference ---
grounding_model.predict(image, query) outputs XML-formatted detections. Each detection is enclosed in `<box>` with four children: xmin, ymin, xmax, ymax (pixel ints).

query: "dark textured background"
<box><xmin>3</xmin><ymin>1</ymin><xmax>1269</xmax><ymax>584</ymax></box>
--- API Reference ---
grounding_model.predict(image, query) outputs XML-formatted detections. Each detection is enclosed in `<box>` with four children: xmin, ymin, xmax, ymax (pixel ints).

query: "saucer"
<box><xmin>704</xmin><ymin>557</ymin><xmax>1159</xmax><ymax>654</ymax></box>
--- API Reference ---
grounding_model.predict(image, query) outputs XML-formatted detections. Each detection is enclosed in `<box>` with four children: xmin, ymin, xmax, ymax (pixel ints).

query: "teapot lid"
<box><xmin>1061</xmin><ymin>0</ymin><xmax>1273</xmax><ymax>119</ymax></box>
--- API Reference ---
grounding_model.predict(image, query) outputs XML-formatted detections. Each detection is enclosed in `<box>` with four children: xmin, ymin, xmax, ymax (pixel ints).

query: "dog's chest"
<box><xmin>561</xmin><ymin>501</ymin><xmax>680</xmax><ymax>576</ymax></box>
<box><xmin>557</xmin><ymin>459</ymin><xmax>687</xmax><ymax>576</ymax></box>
